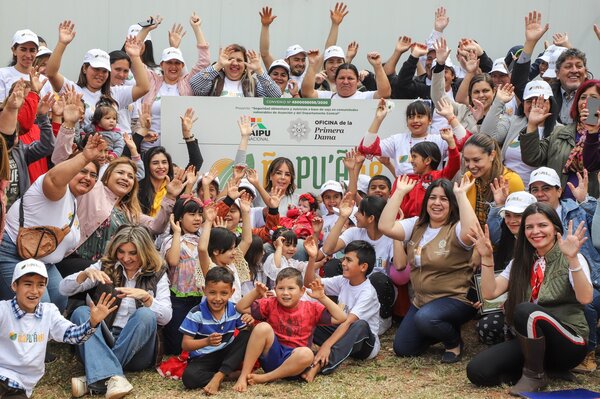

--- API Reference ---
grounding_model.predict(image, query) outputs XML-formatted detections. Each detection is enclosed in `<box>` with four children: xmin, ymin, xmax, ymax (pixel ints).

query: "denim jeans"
<box><xmin>393</xmin><ymin>297</ymin><xmax>476</xmax><ymax>356</ymax></box>
<box><xmin>0</xmin><ymin>235</ymin><xmax>67</xmax><ymax>311</ymax></box>
<box><xmin>583</xmin><ymin>288</ymin><xmax>600</xmax><ymax>352</ymax></box>
<box><xmin>71</xmin><ymin>305</ymin><xmax>157</xmax><ymax>384</ymax></box>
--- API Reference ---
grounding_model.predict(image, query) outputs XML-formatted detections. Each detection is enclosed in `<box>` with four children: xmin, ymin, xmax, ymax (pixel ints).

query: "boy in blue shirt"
<box><xmin>179</xmin><ymin>267</ymin><xmax>252</xmax><ymax>395</ymax></box>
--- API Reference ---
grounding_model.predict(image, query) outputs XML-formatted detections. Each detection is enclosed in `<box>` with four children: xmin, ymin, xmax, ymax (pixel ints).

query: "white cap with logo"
<box><xmin>500</xmin><ymin>192</ymin><xmax>537</xmax><ymax>217</ymax></box>
<box><xmin>323</xmin><ymin>46</ymin><xmax>345</xmax><ymax>62</ymax></box>
<box><xmin>161</xmin><ymin>47</ymin><xmax>185</xmax><ymax>63</ymax></box>
<box><xmin>529</xmin><ymin>167</ymin><xmax>561</xmax><ymax>188</ymax></box>
<box><xmin>83</xmin><ymin>49</ymin><xmax>111</xmax><ymax>71</ymax></box>
<box><xmin>491</xmin><ymin>58</ymin><xmax>509</xmax><ymax>75</ymax></box>
<box><xmin>12</xmin><ymin>29</ymin><xmax>39</xmax><ymax>47</ymax></box>
<box><xmin>523</xmin><ymin>80</ymin><xmax>554</xmax><ymax>100</ymax></box>
<box><xmin>285</xmin><ymin>44</ymin><xmax>307</xmax><ymax>59</ymax></box>
<box><xmin>320</xmin><ymin>180</ymin><xmax>344</xmax><ymax>195</ymax></box>
<box><xmin>12</xmin><ymin>259</ymin><xmax>48</xmax><ymax>284</ymax></box>
<box><xmin>541</xmin><ymin>46</ymin><xmax>568</xmax><ymax>79</ymax></box>
<box><xmin>239</xmin><ymin>178</ymin><xmax>257</xmax><ymax>198</ymax></box>
<box><xmin>36</xmin><ymin>46</ymin><xmax>52</xmax><ymax>58</ymax></box>
<box><xmin>269</xmin><ymin>59</ymin><xmax>290</xmax><ymax>74</ymax></box>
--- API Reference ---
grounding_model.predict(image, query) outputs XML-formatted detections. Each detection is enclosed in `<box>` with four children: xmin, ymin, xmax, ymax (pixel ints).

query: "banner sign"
<box><xmin>161</xmin><ymin>97</ymin><xmax>412</xmax><ymax>192</ymax></box>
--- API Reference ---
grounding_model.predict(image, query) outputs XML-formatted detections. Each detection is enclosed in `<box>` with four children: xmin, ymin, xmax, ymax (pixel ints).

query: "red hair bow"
<box><xmin>299</xmin><ymin>193</ymin><xmax>315</xmax><ymax>204</ymax></box>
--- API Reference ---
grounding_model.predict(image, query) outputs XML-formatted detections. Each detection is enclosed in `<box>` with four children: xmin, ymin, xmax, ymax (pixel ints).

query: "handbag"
<box><xmin>16</xmin><ymin>197</ymin><xmax>76</xmax><ymax>259</ymax></box>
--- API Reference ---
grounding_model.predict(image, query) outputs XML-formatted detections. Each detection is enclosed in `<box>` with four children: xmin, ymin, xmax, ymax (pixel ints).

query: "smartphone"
<box><xmin>138</xmin><ymin>17</ymin><xmax>154</xmax><ymax>28</ymax></box>
<box><xmin>586</xmin><ymin>97</ymin><xmax>600</xmax><ymax>125</ymax></box>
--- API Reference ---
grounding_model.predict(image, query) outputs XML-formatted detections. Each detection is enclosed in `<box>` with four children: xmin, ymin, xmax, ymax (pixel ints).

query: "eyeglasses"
<box><xmin>79</xmin><ymin>168</ymin><xmax>98</xmax><ymax>180</ymax></box>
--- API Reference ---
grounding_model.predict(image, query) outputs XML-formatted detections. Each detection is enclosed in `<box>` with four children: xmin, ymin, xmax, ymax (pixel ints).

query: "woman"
<box><xmin>480</xmin><ymin>80</ymin><xmax>558</xmax><ymax>186</ymax></box>
<box><xmin>0</xmin><ymin>128</ymin><xmax>104</xmax><ymax>308</ymax></box>
<box><xmin>379</xmin><ymin>176</ymin><xmax>479</xmax><ymax>363</ymax></box>
<box><xmin>252</xmin><ymin>157</ymin><xmax>298</xmax><ymax>215</ymax></box>
<box><xmin>521</xmin><ymin>79</ymin><xmax>600</xmax><ymax>198</ymax></box>
<box><xmin>0</xmin><ymin>29</ymin><xmax>39</xmax><ymax>101</ymax></box>
<box><xmin>302</xmin><ymin>50</ymin><xmax>391</xmax><ymax>99</ymax></box>
<box><xmin>268</xmin><ymin>59</ymin><xmax>299</xmax><ymax>98</ymax></box>
<box><xmin>45</xmin><ymin>21</ymin><xmax>149</xmax><ymax>125</ymax></box>
<box><xmin>462</xmin><ymin>133</ymin><xmax>524</xmax><ymax>227</ymax></box>
<box><xmin>60</xmin><ymin>224</ymin><xmax>172</xmax><ymax>398</ymax></box>
<box><xmin>466</xmin><ymin>204</ymin><xmax>592</xmax><ymax>395</ymax></box>
<box><xmin>190</xmin><ymin>44</ymin><xmax>281</xmax><ymax>97</ymax></box>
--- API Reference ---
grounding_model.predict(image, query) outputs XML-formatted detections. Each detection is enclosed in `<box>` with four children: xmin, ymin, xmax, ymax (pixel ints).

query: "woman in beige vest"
<box><xmin>379</xmin><ymin>176</ymin><xmax>479</xmax><ymax>363</ymax></box>
<box><xmin>466</xmin><ymin>203</ymin><xmax>592</xmax><ymax>396</ymax></box>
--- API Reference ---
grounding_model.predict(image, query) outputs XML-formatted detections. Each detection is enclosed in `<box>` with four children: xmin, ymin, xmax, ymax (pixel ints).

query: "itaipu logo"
<box><xmin>251</xmin><ymin>117</ymin><xmax>271</xmax><ymax>137</ymax></box>
<box><xmin>287</xmin><ymin>119</ymin><xmax>311</xmax><ymax>142</ymax></box>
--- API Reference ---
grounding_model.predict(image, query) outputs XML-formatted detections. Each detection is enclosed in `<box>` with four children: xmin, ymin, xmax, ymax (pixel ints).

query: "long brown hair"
<box><xmin>464</xmin><ymin>133</ymin><xmax>503</xmax><ymax>201</ymax></box>
<box><xmin>264</xmin><ymin>157</ymin><xmax>296</xmax><ymax>196</ymax></box>
<box><xmin>101</xmin><ymin>157</ymin><xmax>142</xmax><ymax>222</ymax></box>
<box><xmin>504</xmin><ymin>203</ymin><xmax>563</xmax><ymax>325</ymax></box>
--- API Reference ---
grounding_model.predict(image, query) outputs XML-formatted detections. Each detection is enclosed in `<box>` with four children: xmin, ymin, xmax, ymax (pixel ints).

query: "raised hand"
<box><xmin>37</xmin><ymin>92</ymin><xmax>55</xmax><ymax>115</ymax></box>
<box><xmin>330</xmin><ymin>2</ymin><xmax>349</xmax><ymax>25</ymax></box>
<box><xmin>274</xmin><ymin>236</ymin><xmax>285</xmax><ymax>249</ymax></box>
<box><xmin>439</xmin><ymin>128</ymin><xmax>455</xmax><ymax>145</ymax></box>
<box><xmin>267</xmin><ymin>187</ymin><xmax>285</xmax><ymax>209</ymax></box>
<box><xmin>226</xmin><ymin>178</ymin><xmax>241</xmax><ymax>200</ymax></box>
<box><xmin>434</xmin><ymin>37</ymin><xmax>451</xmax><ymax>65</ymax></box>
<box><xmin>216</xmin><ymin>47</ymin><xmax>234</xmax><ymax>70</ymax></box>
<box><xmin>469</xmin><ymin>99</ymin><xmax>485</xmax><ymax>121</ymax></box>
<box><xmin>245</xmin><ymin>168</ymin><xmax>260</xmax><ymax>187</ymax></box>
<box><xmin>169</xmin><ymin>214</ymin><xmax>182</xmax><ymax>235</ymax></box>
<box><xmin>259</xmin><ymin>6</ymin><xmax>277</xmax><ymax>26</ymax></box>
<box><xmin>143</xmin><ymin>15</ymin><xmax>163</xmax><ymax>32</ymax></box>
<box><xmin>396</xmin><ymin>36</ymin><xmax>413</xmax><ymax>53</ymax></box>
<box><xmin>29</xmin><ymin>68</ymin><xmax>47</xmax><ymax>94</ymax></box>
<box><xmin>524</xmin><ymin>11</ymin><xmax>549</xmax><ymax>44</ymax></box>
<box><xmin>238</xmin><ymin>191</ymin><xmax>253</xmax><ymax>213</ymax></box>
<box><xmin>62</xmin><ymin>88</ymin><xmax>83</xmax><ymax>124</ymax></box>
<box><xmin>254</xmin><ymin>281</ymin><xmax>269</xmax><ymax>297</ymax></box>
<box><xmin>232</xmin><ymin>164</ymin><xmax>246</xmax><ymax>182</ymax></box>
<box><xmin>567</xmin><ymin>170</ymin><xmax>589</xmax><ymax>203</ymax></box>
<box><xmin>366</xmin><ymin>52</ymin><xmax>382</xmax><ymax>67</ymax></box>
<box><xmin>189</xmin><ymin>11</ymin><xmax>202</xmax><ymax>28</ymax></box>
<box><xmin>184</xmin><ymin>165</ymin><xmax>197</xmax><ymax>187</ymax></box>
<box><xmin>139</xmin><ymin>102</ymin><xmax>152</xmax><ymax>130</ymax></box>
<box><xmin>4</xmin><ymin>80</ymin><xmax>25</xmax><ymax>110</ymax></box>
<box><xmin>411</xmin><ymin>43</ymin><xmax>428</xmax><ymax>58</ymax></box>
<box><xmin>52</xmin><ymin>94</ymin><xmax>65</xmax><ymax>117</ymax></box>
<box><xmin>304</xmin><ymin>235</ymin><xmax>318</xmax><ymax>258</ymax></box>
<box><xmin>496</xmin><ymin>83</ymin><xmax>515</xmax><ymax>104</ymax></box>
<box><xmin>58</xmin><ymin>20</ymin><xmax>76</xmax><ymax>45</ymax></box>
<box><xmin>82</xmin><ymin>134</ymin><xmax>107</xmax><ymax>161</ymax></box>
<box><xmin>168</xmin><ymin>23</ymin><xmax>186</xmax><ymax>48</ymax></box>
<box><xmin>237</xmin><ymin>115</ymin><xmax>252</xmax><ymax>137</ymax></box>
<box><xmin>453</xmin><ymin>175</ymin><xmax>475</xmax><ymax>195</ymax></box>
<box><xmin>166</xmin><ymin>167</ymin><xmax>186</xmax><ymax>198</ymax></box>
<box><xmin>527</xmin><ymin>95</ymin><xmax>552</xmax><ymax>125</ymax></box>
<box><xmin>288</xmin><ymin>80</ymin><xmax>299</xmax><ymax>97</ymax></box>
<box><xmin>557</xmin><ymin>220</ymin><xmax>588</xmax><ymax>259</ymax></box>
<box><xmin>180</xmin><ymin>107</ymin><xmax>198</xmax><ymax>137</ymax></box>
<box><xmin>464</xmin><ymin>50</ymin><xmax>480</xmax><ymax>74</ymax></box>
<box><xmin>434</xmin><ymin>6</ymin><xmax>450</xmax><ymax>32</ymax></box>
<box><xmin>124</xmin><ymin>35</ymin><xmax>142</xmax><ymax>58</ymax></box>
<box><xmin>311</xmin><ymin>215</ymin><xmax>324</xmax><ymax>234</ymax></box>
<box><xmin>466</xmin><ymin>224</ymin><xmax>494</xmax><ymax>259</ymax></box>
<box><xmin>595</xmin><ymin>24</ymin><xmax>600</xmax><ymax>41</ymax></box>
<box><xmin>490</xmin><ymin>176</ymin><xmax>509</xmax><ymax>205</ymax></box>
<box><xmin>213</xmin><ymin>215</ymin><xmax>227</xmax><ymax>228</ymax></box>
<box><xmin>307</xmin><ymin>49</ymin><xmax>321</xmax><ymax>66</ymax></box>
<box><xmin>306</xmin><ymin>280</ymin><xmax>326</xmax><ymax>300</ymax></box>
<box><xmin>245</xmin><ymin>50</ymin><xmax>263</xmax><ymax>74</ymax></box>
<box><xmin>436</xmin><ymin>98</ymin><xmax>455</xmax><ymax>120</ymax></box>
<box><xmin>552</xmin><ymin>32</ymin><xmax>571</xmax><ymax>48</ymax></box>
<box><xmin>89</xmin><ymin>293</ymin><xmax>118</xmax><ymax>327</ymax></box>
<box><xmin>343</xmin><ymin>148</ymin><xmax>358</xmax><ymax>171</ymax></box>
<box><xmin>395</xmin><ymin>175</ymin><xmax>417</xmax><ymax>195</ymax></box>
<box><xmin>374</xmin><ymin>98</ymin><xmax>389</xmax><ymax>120</ymax></box>
<box><xmin>346</xmin><ymin>41</ymin><xmax>359</xmax><ymax>61</ymax></box>
<box><xmin>203</xmin><ymin>202</ymin><xmax>217</xmax><ymax>224</ymax></box>
<box><xmin>338</xmin><ymin>191</ymin><xmax>355</xmax><ymax>218</ymax></box>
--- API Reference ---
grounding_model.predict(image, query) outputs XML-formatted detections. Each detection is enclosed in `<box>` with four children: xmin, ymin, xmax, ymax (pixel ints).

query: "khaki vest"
<box><xmin>407</xmin><ymin>222</ymin><xmax>474</xmax><ymax>308</ymax></box>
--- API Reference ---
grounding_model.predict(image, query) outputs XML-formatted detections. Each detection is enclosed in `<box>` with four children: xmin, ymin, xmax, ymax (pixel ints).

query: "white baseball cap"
<box><xmin>127</xmin><ymin>24</ymin><xmax>151</xmax><ymax>41</ymax></box>
<box><xmin>36</xmin><ymin>46</ymin><xmax>52</xmax><ymax>58</ymax></box>
<box><xmin>285</xmin><ymin>44</ymin><xmax>307</xmax><ymax>59</ymax></box>
<box><xmin>320</xmin><ymin>180</ymin><xmax>344</xmax><ymax>195</ymax></box>
<box><xmin>358</xmin><ymin>174</ymin><xmax>371</xmax><ymax>194</ymax></box>
<box><xmin>323</xmin><ymin>46</ymin><xmax>345</xmax><ymax>62</ymax></box>
<box><xmin>239</xmin><ymin>178</ymin><xmax>257</xmax><ymax>198</ymax></box>
<box><xmin>161</xmin><ymin>47</ymin><xmax>185</xmax><ymax>63</ymax></box>
<box><xmin>523</xmin><ymin>80</ymin><xmax>554</xmax><ymax>100</ymax></box>
<box><xmin>12</xmin><ymin>259</ymin><xmax>48</xmax><ymax>284</ymax></box>
<box><xmin>83</xmin><ymin>49</ymin><xmax>111</xmax><ymax>71</ymax></box>
<box><xmin>432</xmin><ymin>57</ymin><xmax>455</xmax><ymax>70</ymax></box>
<box><xmin>269</xmin><ymin>59</ymin><xmax>290</xmax><ymax>74</ymax></box>
<box><xmin>542</xmin><ymin>46</ymin><xmax>568</xmax><ymax>79</ymax></box>
<box><xmin>12</xmin><ymin>29</ymin><xmax>39</xmax><ymax>47</ymax></box>
<box><xmin>500</xmin><ymin>192</ymin><xmax>537</xmax><ymax>217</ymax></box>
<box><xmin>529</xmin><ymin>167</ymin><xmax>561</xmax><ymax>188</ymax></box>
<box><xmin>491</xmin><ymin>58</ymin><xmax>509</xmax><ymax>75</ymax></box>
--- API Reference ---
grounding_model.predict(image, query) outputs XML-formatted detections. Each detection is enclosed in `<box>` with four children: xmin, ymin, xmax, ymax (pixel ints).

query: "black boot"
<box><xmin>509</xmin><ymin>333</ymin><xmax>547</xmax><ymax>396</ymax></box>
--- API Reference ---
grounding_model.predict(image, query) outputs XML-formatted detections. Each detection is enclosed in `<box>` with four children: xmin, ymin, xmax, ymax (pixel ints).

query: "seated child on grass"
<box><xmin>179</xmin><ymin>267</ymin><xmax>253</xmax><ymax>395</ymax></box>
<box><xmin>233</xmin><ymin>268</ymin><xmax>347</xmax><ymax>392</ymax></box>
<box><xmin>0</xmin><ymin>259</ymin><xmax>115</xmax><ymax>398</ymax></box>
<box><xmin>302</xmin><ymin>240</ymin><xmax>381</xmax><ymax>381</ymax></box>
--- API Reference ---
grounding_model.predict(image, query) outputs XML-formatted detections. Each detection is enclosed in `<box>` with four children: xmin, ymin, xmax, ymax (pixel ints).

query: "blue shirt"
<box><xmin>179</xmin><ymin>300</ymin><xmax>246</xmax><ymax>359</ymax></box>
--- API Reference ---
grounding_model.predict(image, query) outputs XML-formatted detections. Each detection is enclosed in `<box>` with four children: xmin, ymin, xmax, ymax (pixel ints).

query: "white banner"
<box><xmin>161</xmin><ymin>97</ymin><xmax>412</xmax><ymax>192</ymax></box>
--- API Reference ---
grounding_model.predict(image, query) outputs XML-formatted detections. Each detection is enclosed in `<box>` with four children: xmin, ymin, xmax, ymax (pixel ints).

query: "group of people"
<box><xmin>0</xmin><ymin>3</ymin><xmax>600</xmax><ymax>399</ymax></box>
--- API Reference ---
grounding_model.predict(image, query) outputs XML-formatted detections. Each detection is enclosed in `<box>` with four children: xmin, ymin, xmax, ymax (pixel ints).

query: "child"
<box><xmin>367</xmin><ymin>175</ymin><xmax>392</xmax><ymax>199</ymax></box>
<box><xmin>0</xmin><ymin>259</ymin><xmax>115</xmax><ymax>398</ymax></box>
<box><xmin>399</xmin><ymin>127</ymin><xmax>459</xmax><ymax>217</ymax></box>
<box><xmin>303</xmin><ymin>240</ymin><xmax>381</xmax><ymax>381</ymax></box>
<box><xmin>243</xmin><ymin>235</ymin><xmax>268</xmax><ymax>291</ymax></box>
<box><xmin>358</xmin><ymin>98</ymin><xmax>449</xmax><ymax>176</ymax></box>
<box><xmin>319</xmin><ymin>180</ymin><xmax>344</xmax><ymax>242</ymax></box>
<box><xmin>263</xmin><ymin>229</ymin><xmax>320</xmax><ymax>283</ymax></box>
<box><xmin>279</xmin><ymin>192</ymin><xmax>320</xmax><ymax>239</ymax></box>
<box><xmin>179</xmin><ymin>267</ymin><xmax>252</xmax><ymax>395</ymax></box>
<box><xmin>160</xmin><ymin>197</ymin><xmax>205</xmax><ymax>355</ymax></box>
<box><xmin>86</xmin><ymin>102</ymin><xmax>125</xmax><ymax>157</ymax></box>
<box><xmin>198</xmin><ymin>197</ymin><xmax>253</xmax><ymax>303</ymax></box>
<box><xmin>233</xmin><ymin>268</ymin><xmax>347</xmax><ymax>392</ymax></box>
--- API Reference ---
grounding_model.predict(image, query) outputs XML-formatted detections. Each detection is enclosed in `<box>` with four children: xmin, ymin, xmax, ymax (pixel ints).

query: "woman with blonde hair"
<box><xmin>60</xmin><ymin>224</ymin><xmax>172</xmax><ymax>398</ymax></box>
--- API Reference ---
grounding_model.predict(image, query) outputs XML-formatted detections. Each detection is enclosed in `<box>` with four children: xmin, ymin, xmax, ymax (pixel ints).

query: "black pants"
<box><xmin>323</xmin><ymin>259</ymin><xmax>394</xmax><ymax>319</ymax></box>
<box><xmin>163</xmin><ymin>294</ymin><xmax>202</xmax><ymax>355</ymax></box>
<box><xmin>182</xmin><ymin>329</ymin><xmax>250</xmax><ymax>389</ymax></box>
<box><xmin>0</xmin><ymin>379</ymin><xmax>27</xmax><ymax>399</ymax></box>
<box><xmin>313</xmin><ymin>320</ymin><xmax>376</xmax><ymax>374</ymax></box>
<box><xmin>467</xmin><ymin>302</ymin><xmax>588</xmax><ymax>386</ymax></box>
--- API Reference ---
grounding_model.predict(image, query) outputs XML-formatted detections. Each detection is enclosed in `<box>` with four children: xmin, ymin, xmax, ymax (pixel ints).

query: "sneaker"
<box><xmin>573</xmin><ymin>351</ymin><xmax>597</xmax><ymax>373</ymax></box>
<box><xmin>71</xmin><ymin>376</ymin><xmax>88</xmax><ymax>398</ymax></box>
<box><xmin>378</xmin><ymin>316</ymin><xmax>393</xmax><ymax>335</ymax></box>
<box><xmin>105</xmin><ymin>375</ymin><xmax>133</xmax><ymax>399</ymax></box>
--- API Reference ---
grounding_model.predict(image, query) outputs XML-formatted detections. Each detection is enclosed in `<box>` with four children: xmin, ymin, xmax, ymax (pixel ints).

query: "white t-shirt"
<box><xmin>339</xmin><ymin>227</ymin><xmax>393</xmax><ymax>273</ymax></box>
<box><xmin>61</xmin><ymin>78</ymin><xmax>134</xmax><ymax>126</ymax></box>
<box><xmin>503</xmin><ymin>126</ymin><xmax>545</xmax><ymax>187</ymax></box>
<box><xmin>399</xmin><ymin>217</ymin><xmax>470</xmax><ymax>247</ymax></box>
<box><xmin>321</xmin><ymin>212</ymin><xmax>339</xmax><ymax>243</ymax></box>
<box><xmin>322</xmin><ymin>275</ymin><xmax>381</xmax><ymax>359</ymax></box>
<box><xmin>500</xmin><ymin>254</ymin><xmax>591</xmax><ymax>295</ymax></box>
<box><xmin>220</xmin><ymin>77</ymin><xmax>244</xmax><ymax>97</ymax></box>
<box><xmin>316</xmin><ymin>90</ymin><xmax>375</xmax><ymax>100</ymax></box>
<box><xmin>0</xmin><ymin>67</ymin><xmax>29</xmax><ymax>101</ymax></box>
<box><xmin>4</xmin><ymin>173</ymin><xmax>80</xmax><ymax>264</ymax></box>
<box><xmin>139</xmin><ymin>81</ymin><xmax>180</xmax><ymax>151</ymax></box>
<box><xmin>379</xmin><ymin>133</ymin><xmax>449</xmax><ymax>176</ymax></box>
<box><xmin>0</xmin><ymin>301</ymin><xmax>76</xmax><ymax>397</ymax></box>
<box><xmin>263</xmin><ymin>253</ymin><xmax>308</xmax><ymax>282</ymax></box>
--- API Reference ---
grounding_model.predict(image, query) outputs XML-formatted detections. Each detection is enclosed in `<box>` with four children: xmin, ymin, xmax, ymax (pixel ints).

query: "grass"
<box><xmin>36</xmin><ymin>320</ymin><xmax>600</xmax><ymax>399</ymax></box>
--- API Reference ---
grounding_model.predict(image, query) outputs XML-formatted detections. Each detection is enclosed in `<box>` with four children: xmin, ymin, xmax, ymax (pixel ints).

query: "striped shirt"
<box><xmin>179</xmin><ymin>300</ymin><xmax>246</xmax><ymax>359</ymax></box>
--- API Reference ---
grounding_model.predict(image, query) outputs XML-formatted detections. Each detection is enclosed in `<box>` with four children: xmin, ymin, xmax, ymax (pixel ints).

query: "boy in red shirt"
<box><xmin>233</xmin><ymin>268</ymin><xmax>346</xmax><ymax>392</ymax></box>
